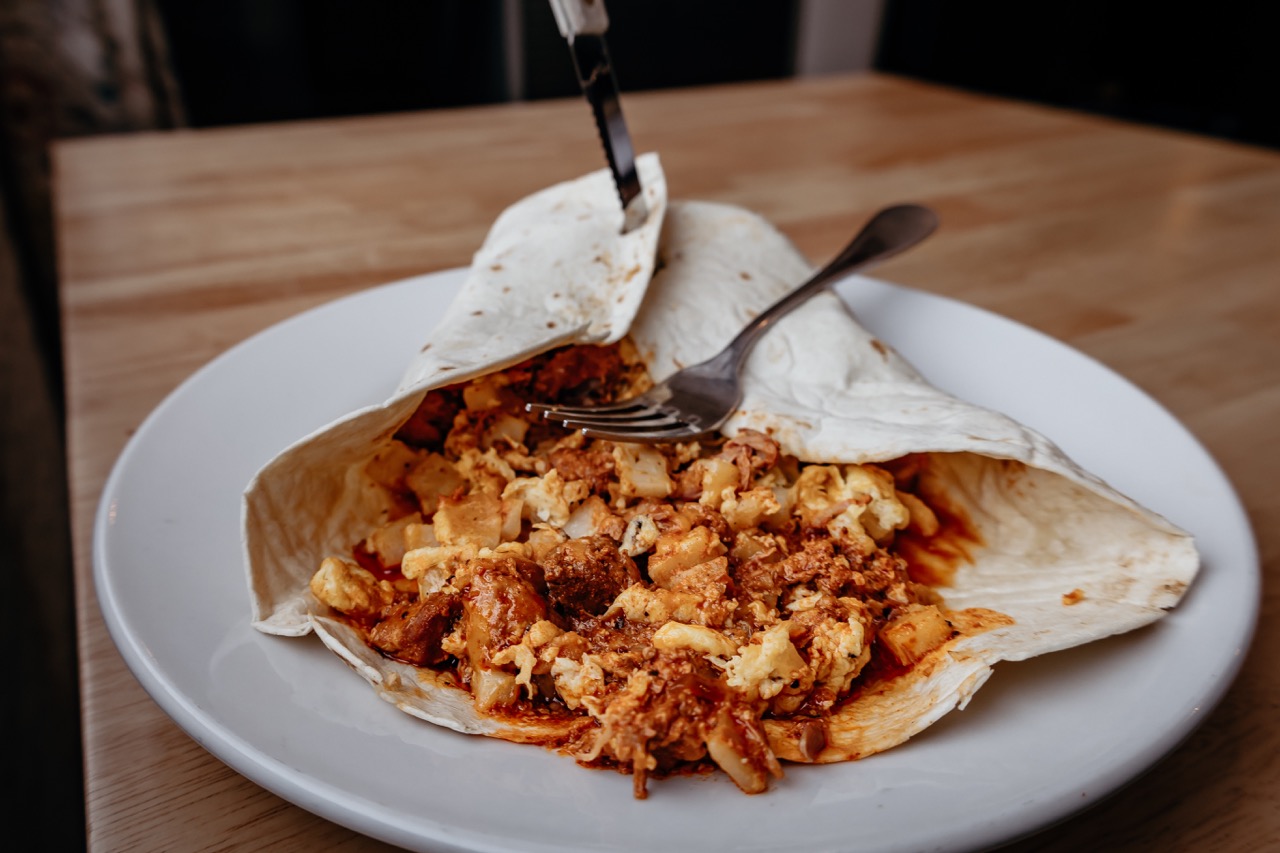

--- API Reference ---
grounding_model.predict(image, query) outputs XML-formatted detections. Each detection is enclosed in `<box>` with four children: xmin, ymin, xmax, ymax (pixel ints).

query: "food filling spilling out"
<box><xmin>309</xmin><ymin>342</ymin><xmax>970</xmax><ymax>798</ymax></box>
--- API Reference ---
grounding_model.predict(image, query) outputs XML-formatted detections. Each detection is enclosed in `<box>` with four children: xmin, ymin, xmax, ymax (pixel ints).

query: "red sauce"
<box><xmin>892</xmin><ymin>460</ymin><xmax>983</xmax><ymax>588</ymax></box>
<box><xmin>352</xmin><ymin>542</ymin><xmax>405</xmax><ymax>583</ymax></box>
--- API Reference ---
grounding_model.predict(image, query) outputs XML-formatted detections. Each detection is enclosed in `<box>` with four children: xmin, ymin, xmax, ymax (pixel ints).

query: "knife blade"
<box><xmin>549</xmin><ymin>0</ymin><xmax>648</xmax><ymax>232</ymax></box>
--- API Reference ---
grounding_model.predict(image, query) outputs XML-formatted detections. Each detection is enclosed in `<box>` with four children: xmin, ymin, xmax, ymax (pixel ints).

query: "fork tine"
<box><xmin>559</xmin><ymin>411</ymin><xmax>682</xmax><ymax>431</ymax></box>
<box><xmin>579</xmin><ymin>422</ymin><xmax>702</xmax><ymax>442</ymax></box>
<box><xmin>526</xmin><ymin>399</ymin><xmax>651</xmax><ymax>416</ymax></box>
<box><xmin>552</xmin><ymin>407</ymin><xmax>675</xmax><ymax>426</ymax></box>
<box><xmin>542</xmin><ymin>408</ymin><xmax>664</xmax><ymax>424</ymax></box>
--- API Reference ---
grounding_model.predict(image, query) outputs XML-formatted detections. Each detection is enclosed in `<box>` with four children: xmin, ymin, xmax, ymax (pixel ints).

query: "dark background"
<box><xmin>153</xmin><ymin>0</ymin><xmax>1279</xmax><ymax>148</ymax></box>
<box><xmin>3</xmin><ymin>1</ymin><xmax>1275</xmax><ymax>849</ymax></box>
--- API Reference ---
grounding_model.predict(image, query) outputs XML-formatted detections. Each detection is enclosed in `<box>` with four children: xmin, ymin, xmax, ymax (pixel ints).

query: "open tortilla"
<box><xmin>244</xmin><ymin>154</ymin><xmax>1197</xmax><ymax>770</ymax></box>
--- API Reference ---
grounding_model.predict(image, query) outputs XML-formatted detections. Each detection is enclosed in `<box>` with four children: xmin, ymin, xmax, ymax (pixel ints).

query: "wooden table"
<box><xmin>55</xmin><ymin>73</ymin><xmax>1280</xmax><ymax>851</ymax></box>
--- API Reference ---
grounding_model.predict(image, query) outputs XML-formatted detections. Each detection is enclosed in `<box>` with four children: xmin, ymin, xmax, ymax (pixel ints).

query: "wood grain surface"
<box><xmin>55</xmin><ymin>73</ymin><xmax>1280</xmax><ymax>851</ymax></box>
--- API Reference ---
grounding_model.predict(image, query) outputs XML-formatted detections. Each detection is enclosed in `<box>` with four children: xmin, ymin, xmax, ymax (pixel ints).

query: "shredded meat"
<box><xmin>533</xmin><ymin>345</ymin><xmax>627</xmax><ymax>401</ymax></box>
<box><xmin>582</xmin><ymin>649</ymin><xmax>780</xmax><ymax>799</ymax></box>
<box><xmin>394</xmin><ymin>387</ymin><xmax>461</xmax><ymax>449</ymax></box>
<box><xmin>719</xmin><ymin>430</ymin><xmax>781</xmax><ymax>489</ymax></box>
<box><xmin>549</xmin><ymin>447</ymin><xmax>616</xmax><ymax>495</ymax></box>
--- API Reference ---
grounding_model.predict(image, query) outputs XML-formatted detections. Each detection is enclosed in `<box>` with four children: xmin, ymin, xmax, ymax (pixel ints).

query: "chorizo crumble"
<box><xmin>310</xmin><ymin>342</ymin><xmax>959</xmax><ymax>798</ymax></box>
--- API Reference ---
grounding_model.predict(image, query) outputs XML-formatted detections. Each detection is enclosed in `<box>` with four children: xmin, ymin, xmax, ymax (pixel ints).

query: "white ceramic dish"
<box><xmin>94</xmin><ymin>269</ymin><xmax>1259</xmax><ymax>853</ymax></box>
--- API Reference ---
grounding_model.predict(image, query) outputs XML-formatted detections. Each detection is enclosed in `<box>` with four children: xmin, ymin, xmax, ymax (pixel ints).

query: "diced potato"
<box><xmin>434</xmin><ymin>491</ymin><xmax>504</xmax><ymax>547</ymax></box>
<box><xmin>706</xmin><ymin>716</ymin><xmax>771</xmax><ymax>795</ymax></box>
<box><xmin>500</xmin><ymin>497</ymin><xmax>523</xmax><ymax>541</ymax></box>
<box><xmin>483</xmin><ymin>412</ymin><xmax>529</xmax><ymax>450</ymax></box>
<box><xmin>405</xmin><ymin>453</ymin><xmax>464</xmax><ymax>515</ymax></box>
<box><xmin>403</xmin><ymin>521</ymin><xmax>439</xmax><ymax>551</ymax></box>
<box><xmin>362</xmin><ymin>512</ymin><xmax>423</xmax><ymax>567</ymax></box>
<box><xmin>648</xmin><ymin>526</ymin><xmax>726</xmax><ymax>587</ymax></box>
<box><xmin>612</xmin><ymin>443</ymin><xmax>673</xmax><ymax>499</ymax></box>
<box><xmin>462</xmin><ymin>376</ymin><xmax>506</xmax><ymax>410</ymax></box>
<box><xmin>664</xmin><ymin>556</ymin><xmax>731</xmax><ymax>596</ymax></box>
<box><xmin>696</xmin><ymin>457</ymin><xmax>739</xmax><ymax>508</ymax></box>
<box><xmin>527</xmin><ymin>524</ymin><xmax>567</xmax><ymax>561</ymax></box>
<box><xmin>563</xmin><ymin>494</ymin><xmax>624</xmax><ymax>540</ymax></box>
<box><xmin>364</xmin><ymin>441</ymin><xmax>422</xmax><ymax>491</ymax></box>
<box><xmin>472</xmin><ymin>667</ymin><xmax>518</xmax><ymax>711</ymax></box>
<box><xmin>879</xmin><ymin>603</ymin><xmax>953</xmax><ymax>666</ymax></box>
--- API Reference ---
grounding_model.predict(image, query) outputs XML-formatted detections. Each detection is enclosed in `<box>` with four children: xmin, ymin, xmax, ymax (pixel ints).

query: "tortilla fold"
<box><xmin>243</xmin><ymin>155</ymin><xmax>1198</xmax><ymax>763</ymax></box>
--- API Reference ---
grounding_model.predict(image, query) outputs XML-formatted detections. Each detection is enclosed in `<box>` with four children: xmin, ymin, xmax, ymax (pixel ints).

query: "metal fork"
<box><xmin>527</xmin><ymin>203</ymin><xmax>939</xmax><ymax>442</ymax></box>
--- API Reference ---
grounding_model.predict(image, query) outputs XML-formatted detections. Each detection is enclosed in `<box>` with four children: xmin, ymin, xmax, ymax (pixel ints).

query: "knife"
<box><xmin>549</xmin><ymin>0</ymin><xmax>649</xmax><ymax>232</ymax></box>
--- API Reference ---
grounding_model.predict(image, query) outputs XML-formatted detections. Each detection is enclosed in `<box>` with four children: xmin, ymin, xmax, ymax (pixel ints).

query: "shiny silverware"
<box><xmin>528</xmin><ymin>204</ymin><xmax>940</xmax><ymax>442</ymax></box>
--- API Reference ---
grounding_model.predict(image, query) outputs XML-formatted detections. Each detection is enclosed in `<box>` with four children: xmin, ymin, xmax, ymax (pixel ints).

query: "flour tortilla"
<box><xmin>243</xmin><ymin>156</ymin><xmax>1198</xmax><ymax>763</ymax></box>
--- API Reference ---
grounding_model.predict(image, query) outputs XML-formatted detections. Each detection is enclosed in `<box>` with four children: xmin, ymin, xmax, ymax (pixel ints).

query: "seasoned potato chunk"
<box><xmin>648</xmin><ymin>526</ymin><xmax>726</xmax><ymax>587</ymax></box>
<box><xmin>361</xmin><ymin>512</ymin><xmax>423</xmax><ymax>568</ymax></box>
<box><xmin>879</xmin><ymin>603</ymin><xmax>953</xmax><ymax>666</ymax></box>
<box><xmin>405</xmin><ymin>453</ymin><xmax>464</xmax><ymax>514</ymax></box>
<box><xmin>612</xmin><ymin>443</ymin><xmax>673</xmax><ymax>499</ymax></box>
<box><xmin>434</xmin><ymin>491</ymin><xmax>505</xmax><ymax>547</ymax></box>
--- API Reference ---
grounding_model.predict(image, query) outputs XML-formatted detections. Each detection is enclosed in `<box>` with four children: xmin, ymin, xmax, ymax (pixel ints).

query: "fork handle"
<box><xmin>718</xmin><ymin>203</ymin><xmax>939</xmax><ymax>371</ymax></box>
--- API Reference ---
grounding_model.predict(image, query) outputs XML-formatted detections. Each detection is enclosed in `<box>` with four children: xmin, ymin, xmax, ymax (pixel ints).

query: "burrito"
<box><xmin>244</xmin><ymin>154</ymin><xmax>1198</xmax><ymax>798</ymax></box>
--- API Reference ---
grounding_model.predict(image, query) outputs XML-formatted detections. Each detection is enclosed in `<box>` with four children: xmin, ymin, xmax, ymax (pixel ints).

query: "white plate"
<box><xmin>95</xmin><ymin>269</ymin><xmax>1259</xmax><ymax>853</ymax></box>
